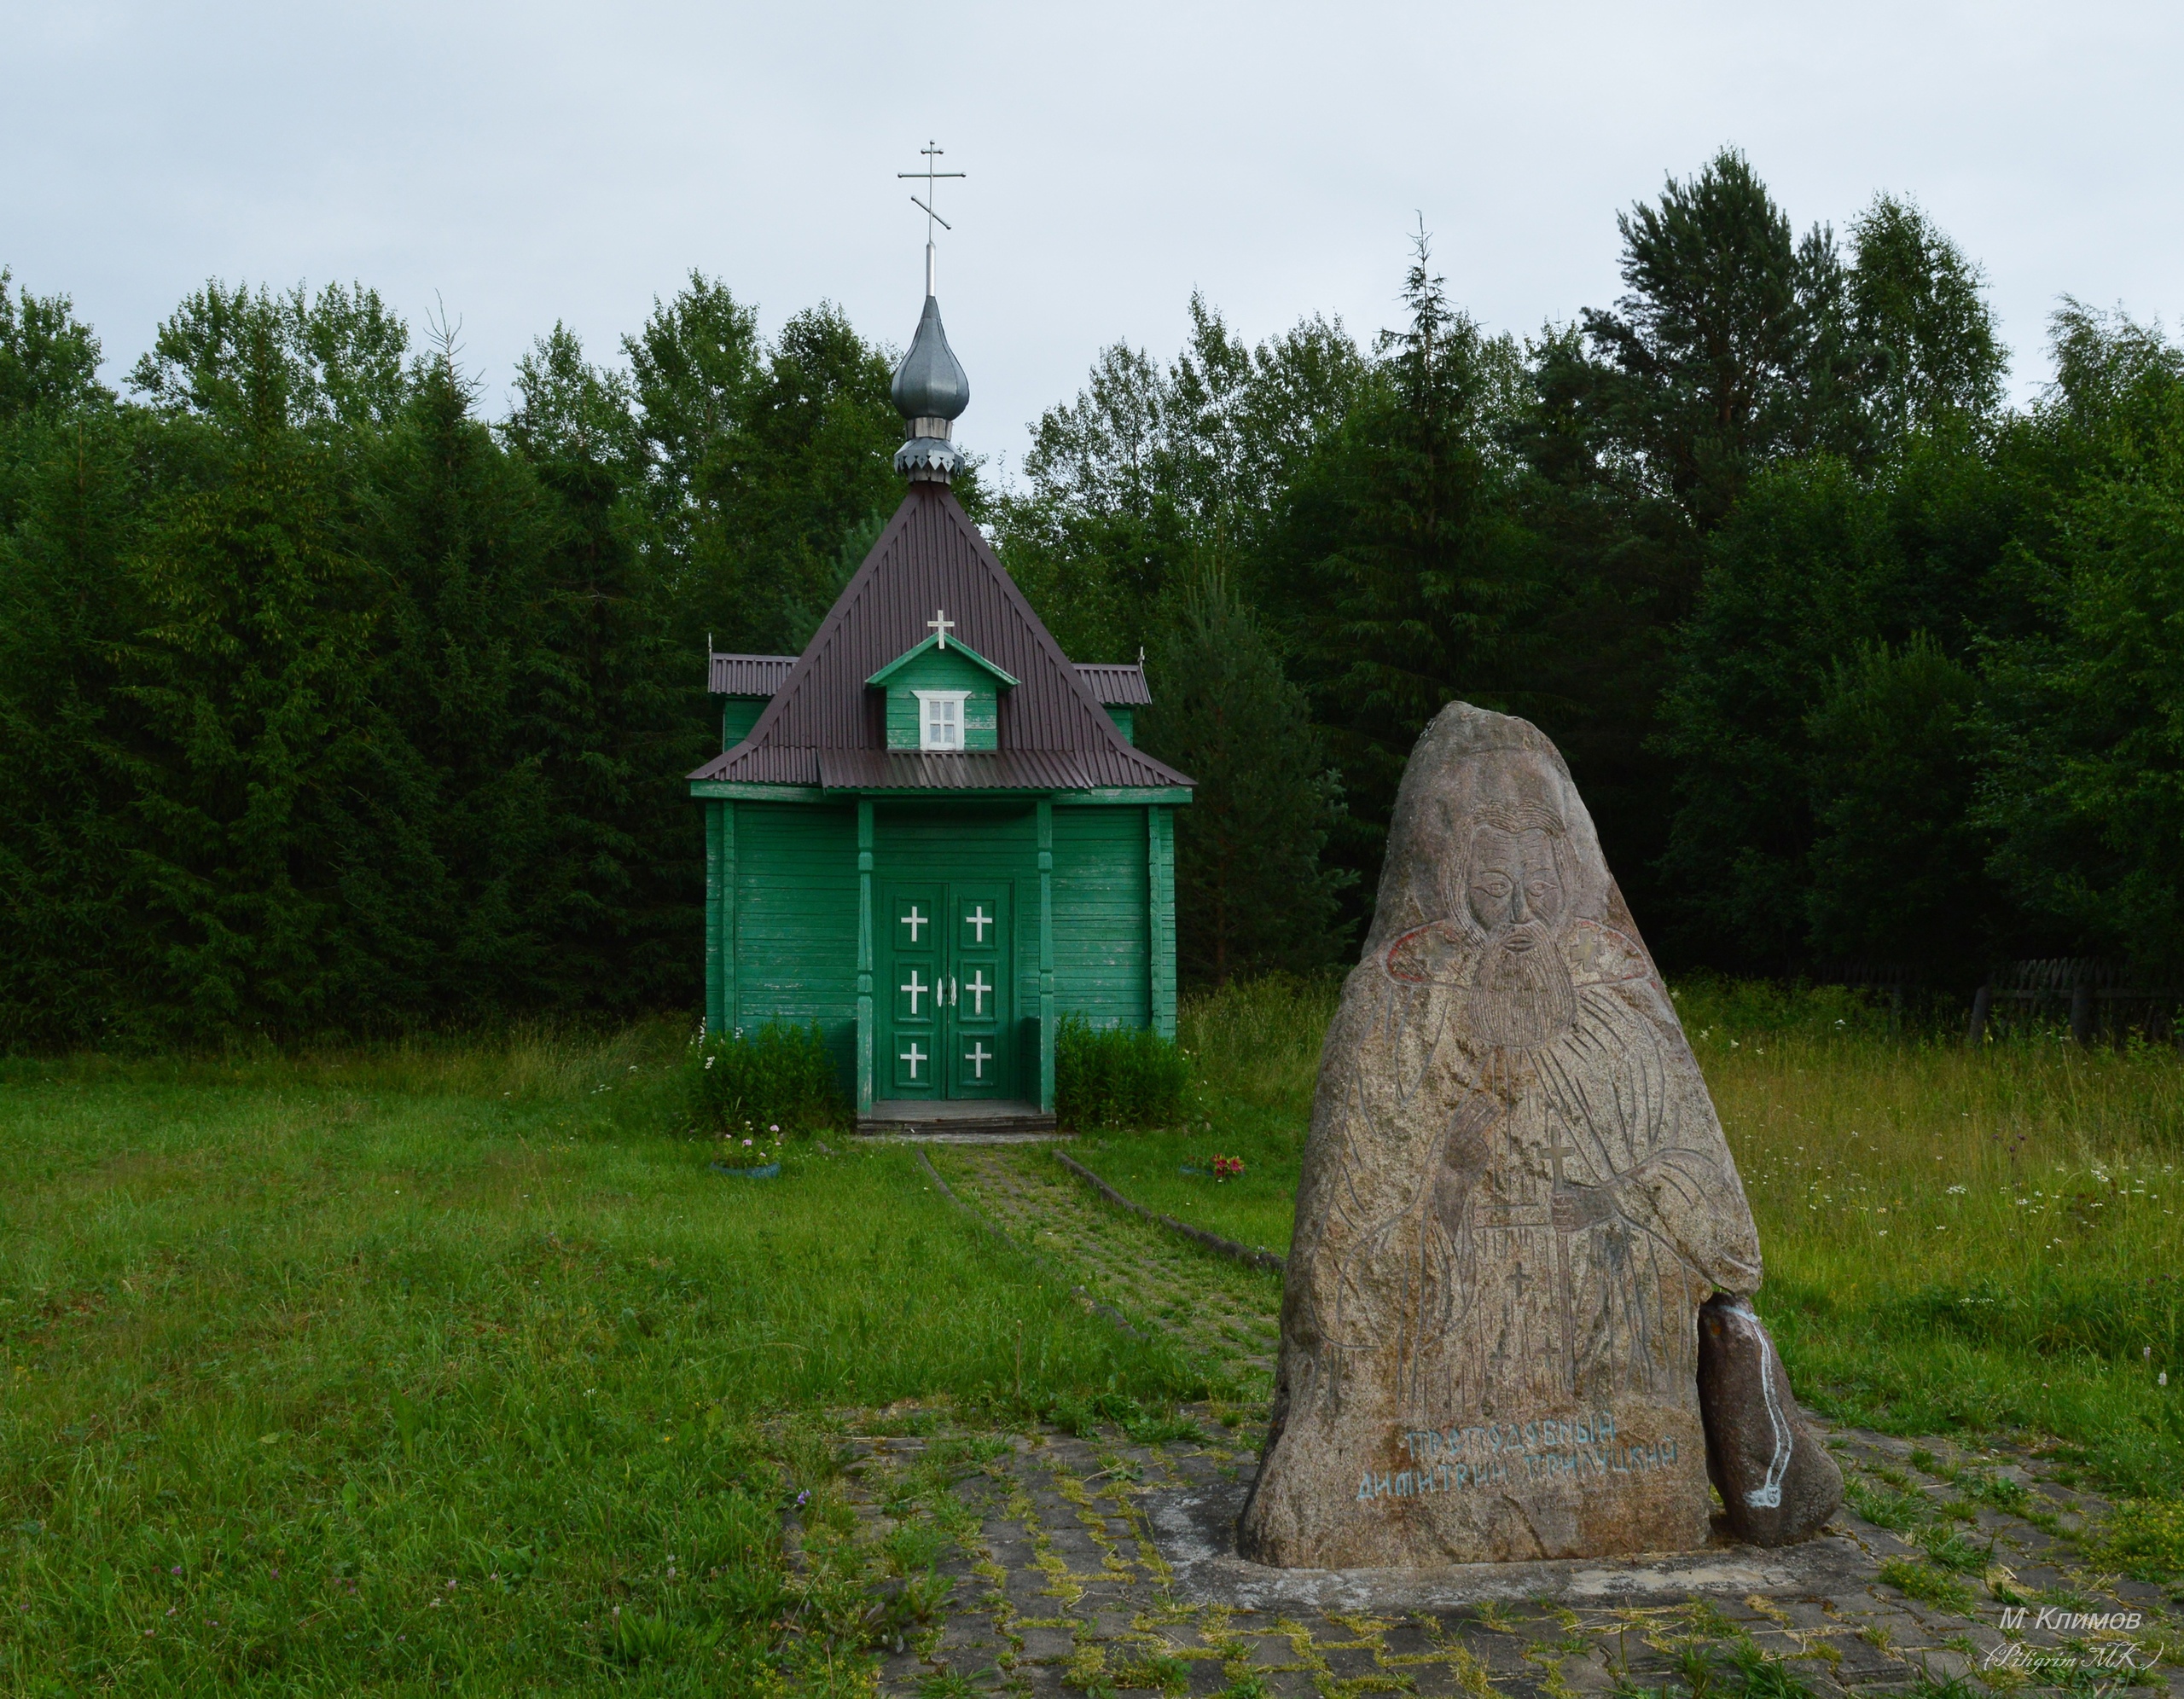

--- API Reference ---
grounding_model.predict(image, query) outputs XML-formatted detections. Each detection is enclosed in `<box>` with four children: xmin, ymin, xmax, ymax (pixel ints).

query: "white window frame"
<box><xmin>915</xmin><ymin>689</ymin><xmax>970</xmax><ymax>752</ymax></box>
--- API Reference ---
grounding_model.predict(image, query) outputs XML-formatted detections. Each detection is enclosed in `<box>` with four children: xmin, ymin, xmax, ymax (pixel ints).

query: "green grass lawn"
<box><xmin>8</xmin><ymin>979</ymin><xmax>2184</xmax><ymax>1693</ymax></box>
<box><xmin>0</xmin><ymin>1027</ymin><xmax>1205</xmax><ymax>1695</ymax></box>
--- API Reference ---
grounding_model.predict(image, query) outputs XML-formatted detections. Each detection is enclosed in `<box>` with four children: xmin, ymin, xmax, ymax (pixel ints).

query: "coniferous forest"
<box><xmin>8</xmin><ymin>147</ymin><xmax>2184</xmax><ymax>1047</ymax></box>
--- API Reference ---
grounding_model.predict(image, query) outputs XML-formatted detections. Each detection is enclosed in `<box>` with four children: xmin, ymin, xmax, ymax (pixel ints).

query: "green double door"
<box><xmin>882</xmin><ymin>884</ymin><xmax>1014</xmax><ymax>1099</ymax></box>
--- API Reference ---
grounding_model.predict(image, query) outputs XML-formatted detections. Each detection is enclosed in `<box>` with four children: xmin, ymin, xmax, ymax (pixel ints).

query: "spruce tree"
<box><xmin>1141</xmin><ymin>572</ymin><xmax>1350</xmax><ymax>984</ymax></box>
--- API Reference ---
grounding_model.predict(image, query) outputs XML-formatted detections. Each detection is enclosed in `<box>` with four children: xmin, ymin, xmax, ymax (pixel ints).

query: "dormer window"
<box><xmin>916</xmin><ymin>690</ymin><xmax>969</xmax><ymax>751</ymax></box>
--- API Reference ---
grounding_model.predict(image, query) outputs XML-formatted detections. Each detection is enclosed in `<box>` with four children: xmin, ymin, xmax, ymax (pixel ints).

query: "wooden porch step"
<box><xmin>856</xmin><ymin>1099</ymin><xmax>1065</xmax><ymax>1142</ymax></box>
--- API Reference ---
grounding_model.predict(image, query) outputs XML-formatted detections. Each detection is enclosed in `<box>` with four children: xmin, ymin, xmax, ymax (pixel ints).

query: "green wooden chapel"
<box><xmin>688</xmin><ymin>285</ymin><xmax>1194</xmax><ymax>1131</ymax></box>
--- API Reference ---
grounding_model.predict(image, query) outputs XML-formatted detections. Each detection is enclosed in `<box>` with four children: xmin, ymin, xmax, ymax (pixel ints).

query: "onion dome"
<box><xmin>892</xmin><ymin>294</ymin><xmax>968</xmax><ymax>483</ymax></box>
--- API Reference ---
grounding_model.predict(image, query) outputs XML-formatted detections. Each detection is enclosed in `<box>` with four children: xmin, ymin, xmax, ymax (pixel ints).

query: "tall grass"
<box><xmin>1676</xmin><ymin>977</ymin><xmax>2184</xmax><ymax>1494</ymax></box>
<box><xmin>0</xmin><ymin>1030</ymin><xmax>1205</xmax><ymax>1691</ymax></box>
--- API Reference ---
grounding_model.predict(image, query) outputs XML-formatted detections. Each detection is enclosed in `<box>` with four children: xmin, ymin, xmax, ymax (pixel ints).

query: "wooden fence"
<box><xmin>1965</xmin><ymin>958</ymin><xmax>2180</xmax><ymax>1047</ymax></box>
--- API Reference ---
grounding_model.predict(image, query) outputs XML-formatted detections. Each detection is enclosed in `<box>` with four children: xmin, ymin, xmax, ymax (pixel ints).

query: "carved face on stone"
<box><xmin>1462</xmin><ymin>809</ymin><xmax>1577</xmax><ymax>1050</ymax></box>
<box><xmin>1466</xmin><ymin>825</ymin><xmax>1565</xmax><ymax>942</ymax></box>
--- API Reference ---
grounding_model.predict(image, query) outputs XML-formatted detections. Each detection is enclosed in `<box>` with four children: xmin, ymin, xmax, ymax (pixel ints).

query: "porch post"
<box><xmin>1149</xmin><ymin>804</ymin><xmax>1176</xmax><ymax>1039</ymax></box>
<box><xmin>704</xmin><ymin>801</ymin><xmax>722</xmax><ymax>1035</ymax></box>
<box><xmin>1037</xmin><ymin>797</ymin><xmax>1055</xmax><ymax>1113</ymax></box>
<box><xmin>719</xmin><ymin>800</ymin><xmax>737</xmax><ymax>1034</ymax></box>
<box><xmin>857</xmin><ymin>798</ymin><xmax>875</xmax><ymax>1116</ymax></box>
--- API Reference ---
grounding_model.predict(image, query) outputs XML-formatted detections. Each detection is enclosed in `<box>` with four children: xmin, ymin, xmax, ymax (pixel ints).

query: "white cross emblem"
<box><xmin>900</xmin><ymin>969</ymin><xmax>926</xmax><ymax>1013</ymax></box>
<box><xmin>965</xmin><ymin>1041</ymin><xmax>991</xmax><ymax>1080</ymax></box>
<box><xmin>902</xmin><ymin>904</ymin><xmax>926</xmax><ymax>941</ymax></box>
<box><xmin>927</xmin><ymin>608</ymin><xmax>955</xmax><ymax>649</ymax></box>
<box><xmin>899</xmin><ymin>1041</ymin><xmax>926</xmax><ymax>1080</ymax></box>
<box><xmin>966</xmin><ymin>904</ymin><xmax>991</xmax><ymax>942</ymax></box>
<box><xmin>966</xmin><ymin>969</ymin><xmax>990</xmax><ymax>1014</ymax></box>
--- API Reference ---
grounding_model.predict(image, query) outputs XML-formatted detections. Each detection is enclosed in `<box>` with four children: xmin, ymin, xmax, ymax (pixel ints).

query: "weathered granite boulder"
<box><xmin>1697</xmin><ymin>1294</ymin><xmax>1842</xmax><ymax>1545</ymax></box>
<box><xmin>1238</xmin><ymin>703</ymin><xmax>1769</xmax><ymax>1568</ymax></box>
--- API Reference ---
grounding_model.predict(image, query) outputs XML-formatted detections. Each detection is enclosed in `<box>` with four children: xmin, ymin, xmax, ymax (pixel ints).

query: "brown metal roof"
<box><xmin>709</xmin><ymin>652</ymin><xmax>798</xmax><ymax>695</ymax></box>
<box><xmin>1074</xmin><ymin>662</ymin><xmax>1152</xmax><ymax>706</ymax></box>
<box><xmin>817</xmin><ymin>751</ymin><xmax>1107</xmax><ymax>792</ymax></box>
<box><xmin>690</xmin><ymin>484</ymin><xmax>1193</xmax><ymax>793</ymax></box>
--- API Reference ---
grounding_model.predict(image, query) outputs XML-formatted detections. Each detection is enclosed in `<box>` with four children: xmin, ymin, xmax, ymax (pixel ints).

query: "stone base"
<box><xmin>1150</xmin><ymin>1467</ymin><xmax>1874</xmax><ymax>1613</ymax></box>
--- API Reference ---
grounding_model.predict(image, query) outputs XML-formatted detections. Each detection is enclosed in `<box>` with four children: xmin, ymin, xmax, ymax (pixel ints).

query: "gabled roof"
<box><xmin>865</xmin><ymin>631</ymin><xmax>1019</xmax><ymax>690</ymax></box>
<box><xmin>710</xmin><ymin>653</ymin><xmax>797</xmax><ymax>696</ymax></box>
<box><xmin>1074</xmin><ymin>663</ymin><xmax>1152</xmax><ymax>707</ymax></box>
<box><xmin>690</xmin><ymin>484</ymin><xmax>1193</xmax><ymax>793</ymax></box>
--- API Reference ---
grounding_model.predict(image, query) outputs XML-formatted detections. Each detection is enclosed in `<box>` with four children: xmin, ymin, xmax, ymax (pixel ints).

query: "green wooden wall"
<box><xmin>721</xmin><ymin>699</ymin><xmax>767</xmax><ymax>746</ymax></box>
<box><xmin>1050</xmin><ymin>804</ymin><xmax>1151</xmax><ymax>1032</ymax></box>
<box><xmin>720</xmin><ymin>801</ymin><xmax>860</xmax><ymax>1081</ymax></box>
<box><xmin>704</xmin><ymin>795</ymin><xmax>1177</xmax><ymax>1105</ymax></box>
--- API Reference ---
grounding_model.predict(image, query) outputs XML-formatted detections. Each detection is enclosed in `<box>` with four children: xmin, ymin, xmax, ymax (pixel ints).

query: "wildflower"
<box><xmin>770</xmin><ymin>1124</ymin><xmax>781</xmax><ymax>1134</ymax></box>
<box><xmin>706</xmin><ymin>1056</ymin><xmax>716</xmax><ymax>1070</ymax></box>
<box><xmin>2163</xmin><ymin>1372</ymin><xmax>2169</xmax><ymax>1387</ymax></box>
<box><xmin>1946</xmin><ymin>1185</ymin><xmax>1966</xmax><ymax>1195</ymax></box>
<box><xmin>796</xmin><ymin>1489</ymin><xmax>810</xmax><ymax>1506</ymax></box>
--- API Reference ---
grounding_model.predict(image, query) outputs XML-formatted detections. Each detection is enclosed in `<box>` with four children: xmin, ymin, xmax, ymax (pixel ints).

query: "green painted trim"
<box><xmin>1149</xmin><ymin>805</ymin><xmax>1177</xmax><ymax>1040</ymax></box>
<box><xmin>704</xmin><ymin>801</ymin><xmax>724</xmax><ymax>1035</ymax></box>
<box><xmin>865</xmin><ymin>631</ymin><xmax>1019</xmax><ymax>689</ymax></box>
<box><xmin>1037</xmin><ymin>798</ymin><xmax>1056</xmax><ymax>1114</ymax></box>
<box><xmin>857</xmin><ymin>800</ymin><xmax>875</xmax><ymax>1116</ymax></box>
<box><xmin>1052</xmin><ymin>787</ymin><xmax>1194</xmax><ymax>806</ymax></box>
<box><xmin>689</xmin><ymin>781</ymin><xmax>826</xmax><ymax>802</ymax></box>
<box><xmin>697</xmin><ymin>782</ymin><xmax>1190</xmax><ymax>803</ymax></box>
<box><xmin>1103</xmin><ymin>705</ymin><xmax>1136</xmax><ymax>743</ymax></box>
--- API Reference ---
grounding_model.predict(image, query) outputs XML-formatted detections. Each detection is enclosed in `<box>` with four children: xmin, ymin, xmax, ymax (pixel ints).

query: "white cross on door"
<box><xmin>899</xmin><ymin>1042</ymin><xmax>926</xmax><ymax>1080</ymax></box>
<box><xmin>900</xmin><ymin>969</ymin><xmax>926</xmax><ymax>1013</ymax></box>
<box><xmin>902</xmin><ymin>904</ymin><xmax>926</xmax><ymax>942</ymax></box>
<box><xmin>966</xmin><ymin>904</ymin><xmax>991</xmax><ymax>942</ymax></box>
<box><xmin>965</xmin><ymin>1041</ymin><xmax>991</xmax><ymax>1080</ymax></box>
<box><xmin>965</xmin><ymin>969</ymin><xmax>990</xmax><ymax>1014</ymax></box>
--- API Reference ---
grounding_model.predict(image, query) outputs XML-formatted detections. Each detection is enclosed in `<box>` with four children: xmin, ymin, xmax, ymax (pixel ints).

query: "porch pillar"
<box><xmin>705</xmin><ymin>800</ymin><xmax>733</xmax><ymax>1036</ymax></box>
<box><xmin>1037</xmin><ymin>797</ymin><xmax>1055</xmax><ymax>1113</ymax></box>
<box><xmin>857</xmin><ymin>798</ymin><xmax>875</xmax><ymax>1115</ymax></box>
<box><xmin>1148</xmin><ymin>804</ymin><xmax>1176</xmax><ymax>1039</ymax></box>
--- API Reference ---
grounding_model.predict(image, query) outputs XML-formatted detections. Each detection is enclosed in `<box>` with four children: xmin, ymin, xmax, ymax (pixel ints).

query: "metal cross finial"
<box><xmin>927</xmin><ymin>608</ymin><xmax>955</xmax><ymax>649</ymax></box>
<box><xmin>898</xmin><ymin>141</ymin><xmax>966</xmax><ymax>297</ymax></box>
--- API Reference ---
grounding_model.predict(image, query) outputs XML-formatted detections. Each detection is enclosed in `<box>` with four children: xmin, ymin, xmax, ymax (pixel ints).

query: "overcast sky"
<box><xmin>5</xmin><ymin>1</ymin><xmax>2177</xmax><ymax>477</ymax></box>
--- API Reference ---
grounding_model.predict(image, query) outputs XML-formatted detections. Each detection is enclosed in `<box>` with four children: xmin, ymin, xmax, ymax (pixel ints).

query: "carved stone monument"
<box><xmin>1239</xmin><ymin>703</ymin><xmax>1818</xmax><ymax>1569</ymax></box>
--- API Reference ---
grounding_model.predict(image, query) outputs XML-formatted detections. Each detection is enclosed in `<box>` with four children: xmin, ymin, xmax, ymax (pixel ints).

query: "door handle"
<box><xmin>950</xmin><ymin>977</ymin><xmax>958</xmax><ymax>1006</ymax></box>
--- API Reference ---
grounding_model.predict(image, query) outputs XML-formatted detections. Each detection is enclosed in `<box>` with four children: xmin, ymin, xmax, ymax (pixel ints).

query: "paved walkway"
<box><xmin>832</xmin><ymin>1148</ymin><xmax>2179</xmax><ymax>1697</ymax></box>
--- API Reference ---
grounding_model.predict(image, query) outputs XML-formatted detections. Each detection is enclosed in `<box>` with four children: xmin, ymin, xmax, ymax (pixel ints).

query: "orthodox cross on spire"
<box><xmin>899</xmin><ymin>141</ymin><xmax>965</xmax><ymax>297</ymax></box>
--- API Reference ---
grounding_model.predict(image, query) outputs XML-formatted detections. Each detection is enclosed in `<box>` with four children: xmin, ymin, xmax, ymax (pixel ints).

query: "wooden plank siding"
<box><xmin>730</xmin><ymin>802</ymin><xmax>861</xmax><ymax>1087</ymax></box>
<box><xmin>1052</xmin><ymin>805</ymin><xmax>1151</xmax><ymax>1030</ymax></box>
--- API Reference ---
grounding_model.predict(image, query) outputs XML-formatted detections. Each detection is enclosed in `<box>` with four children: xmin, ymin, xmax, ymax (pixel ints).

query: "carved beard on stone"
<box><xmin>1467</xmin><ymin>919</ymin><xmax>1577</xmax><ymax>1052</ymax></box>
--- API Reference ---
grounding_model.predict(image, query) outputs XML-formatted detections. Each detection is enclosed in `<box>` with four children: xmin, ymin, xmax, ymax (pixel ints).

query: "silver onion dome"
<box><xmin>892</xmin><ymin>294</ymin><xmax>968</xmax><ymax>483</ymax></box>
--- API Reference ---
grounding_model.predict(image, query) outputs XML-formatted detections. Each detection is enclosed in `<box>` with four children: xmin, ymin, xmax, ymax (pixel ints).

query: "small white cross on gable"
<box><xmin>927</xmin><ymin>608</ymin><xmax>955</xmax><ymax>650</ymax></box>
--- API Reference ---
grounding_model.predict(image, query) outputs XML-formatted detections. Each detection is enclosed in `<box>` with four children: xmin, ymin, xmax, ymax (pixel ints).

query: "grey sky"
<box><xmin>5</xmin><ymin>1</ymin><xmax>2177</xmax><ymax>476</ymax></box>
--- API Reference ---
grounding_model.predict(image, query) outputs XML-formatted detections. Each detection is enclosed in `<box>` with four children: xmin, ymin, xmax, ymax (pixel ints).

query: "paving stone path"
<box><xmin>834</xmin><ymin>1148</ymin><xmax>2180</xmax><ymax>1698</ymax></box>
<box><xmin>925</xmin><ymin>1145</ymin><xmax>1283</xmax><ymax>1391</ymax></box>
